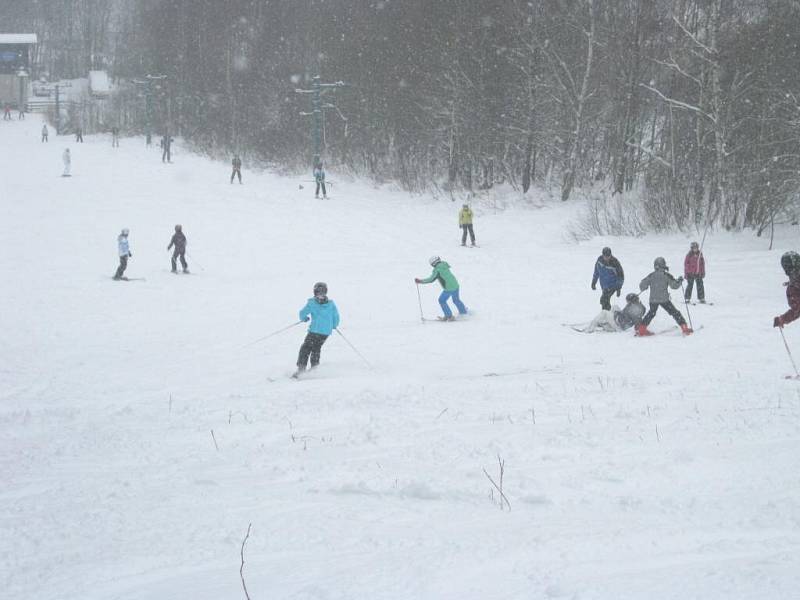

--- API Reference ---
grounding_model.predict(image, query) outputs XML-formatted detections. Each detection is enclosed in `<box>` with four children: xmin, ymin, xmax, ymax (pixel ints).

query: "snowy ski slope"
<box><xmin>2</xmin><ymin>116</ymin><xmax>800</xmax><ymax>599</ymax></box>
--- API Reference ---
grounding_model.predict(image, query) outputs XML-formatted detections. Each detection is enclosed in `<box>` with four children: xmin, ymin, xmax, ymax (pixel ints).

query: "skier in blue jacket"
<box><xmin>293</xmin><ymin>282</ymin><xmax>340</xmax><ymax>377</ymax></box>
<box><xmin>591</xmin><ymin>246</ymin><xmax>624</xmax><ymax>310</ymax></box>
<box><xmin>113</xmin><ymin>228</ymin><xmax>132</xmax><ymax>280</ymax></box>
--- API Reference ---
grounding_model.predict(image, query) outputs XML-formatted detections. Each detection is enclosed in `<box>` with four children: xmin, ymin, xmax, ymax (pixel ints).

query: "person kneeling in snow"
<box><xmin>293</xmin><ymin>282</ymin><xmax>340</xmax><ymax>378</ymax></box>
<box><xmin>773</xmin><ymin>251</ymin><xmax>800</xmax><ymax>329</ymax></box>
<box><xmin>415</xmin><ymin>256</ymin><xmax>468</xmax><ymax>321</ymax></box>
<box><xmin>585</xmin><ymin>293</ymin><xmax>646</xmax><ymax>333</ymax></box>
<box><xmin>638</xmin><ymin>257</ymin><xmax>692</xmax><ymax>336</ymax></box>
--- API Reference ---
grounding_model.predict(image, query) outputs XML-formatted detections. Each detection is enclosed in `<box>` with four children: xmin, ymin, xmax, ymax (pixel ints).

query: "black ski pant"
<box><xmin>643</xmin><ymin>301</ymin><xmax>686</xmax><ymax>326</ymax></box>
<box><xmin>171</xmin><ymin>249</ymin><xmax>187</xmax><ymax>271</ymax></box>
<box><xmin>315</xmin><ymin>181</ymin><xmax>327</xmax><ymax>197</ymax></box>
<box><xmin>41</xmin><ymin>135</ymin><xmax>48</xmax><ymax>142</ymax></box>
<box><xmin>231</xmin><ymin>168</ymin><xmax>242</xmax><ymax>183</ymax></box>
<box><xmin>76</xmin><ymin>133</ymin><xmax>83</xmax><ymax>142</ymax></box>
<box><xmin>114</xmin><ymin>255</ymin><xmax>128</xmax><ymax>279</ymax></box>
<box><xmin>162</xmin><ymin>147</ymin><xmax>171</xmax><ymax>162</ymax></box>
<box><xmin>461</xmin><ymin>224</ymin><xmax>475</xmax><ymax>245</ymax></box>
<box><xmin>297</xmin><ymin>332</ymin><xmax>328</xmax><ymax>369</ymax></box>
<box><xmin>684</xmin><ymin>275</ymin><xmax>705</xmax><ymax>301</ymax></box>
<box><xmin>599</xmin><ymin>287</ymin><xmax>616</xmax><ymax>311</ymax></box>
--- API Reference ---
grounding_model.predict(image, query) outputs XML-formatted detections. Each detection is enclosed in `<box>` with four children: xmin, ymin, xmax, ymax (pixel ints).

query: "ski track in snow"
<box><xmin>2</xmin><ymin>117</ymin><xmax>800</xmax><ymax>599</ymax></box>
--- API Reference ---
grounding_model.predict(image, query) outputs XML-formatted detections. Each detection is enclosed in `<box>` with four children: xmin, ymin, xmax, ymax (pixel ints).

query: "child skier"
<box><xmin>293</xmin><ymin>282</ymin><xmax>340</xmax><ymax>377</ymax></box>
<box><xmin>62</xmin><ymin>148</ymin><xmax>71</xmax><ymax>176</ymax></box>
<box><xmin>773</xmin><ymin>251</ymin><xmax>800</xmax><ymax>328</ymax></box>
<box><xmin>638</xmin><ymin>257</ymin><xmax>692</xmax><ymax>336</ymax></box>
<box><xmin>591</xmin><ymin>247</ymin><xmax>624</xmax><ymax>310</ymax></box>
<box><xmin>458</xmin><ymin>204</ymin><xmax>476</xmax><ymax>246</ymax></box>
<box><xmin>313</xmin><ymin>161</ymin><xmax>327</xmax><ymax>199</ymax></box>
<box><xmin>167</xmin><ymin>224</ymin><xmax>189</xmax><ymax>273</ymax></box>
<box><xmin>113</xmin><ymin>229</ymin><xmax>132</xmax><ymax>280</ymax></box>
<box><xmin>414</xmin><ymin>256</ymin><xmax>468</xmax><ymax>321</ymax></box>
<box><xmin>684</xmin><ymin>241</ymin><xmax>706</xmax><ymax>303</ymax></box>
<box><xmin>584</xmin><ymin>293</ymin><xmax>646</xmax><ymax>333</ymax></box>
<box><xmin>231</xmin><ymin>155</ymin><xmax>242</xmax><ymax>184</ymax></box>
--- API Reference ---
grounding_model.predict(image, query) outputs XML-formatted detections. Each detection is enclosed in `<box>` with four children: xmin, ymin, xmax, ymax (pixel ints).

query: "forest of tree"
<box><xmin>3</xmin><ymin>0</ymin><xmax>800</xmax><ymax>234</ymax></box>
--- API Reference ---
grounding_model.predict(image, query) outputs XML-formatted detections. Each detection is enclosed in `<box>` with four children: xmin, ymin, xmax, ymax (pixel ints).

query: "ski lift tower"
<box><xmin>295</xmin><ymin>75</ymin><xmax>347</xmax><ymax>169</ymax></box>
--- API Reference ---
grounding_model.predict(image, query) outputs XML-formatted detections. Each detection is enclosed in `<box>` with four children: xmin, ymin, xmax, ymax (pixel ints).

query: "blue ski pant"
<box><xmin>438</xmin><ymin>288</ymin><xmax>467</xmax><ymax>317</ymax></box>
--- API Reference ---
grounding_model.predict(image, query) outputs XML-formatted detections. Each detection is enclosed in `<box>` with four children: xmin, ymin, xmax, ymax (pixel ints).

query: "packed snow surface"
<box><xmin>2</xmin><ymin>116</ymin><xmax>800</xmax><ymax>599</ymax></box>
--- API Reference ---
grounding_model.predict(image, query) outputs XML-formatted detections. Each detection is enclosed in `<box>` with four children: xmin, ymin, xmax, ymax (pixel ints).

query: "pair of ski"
<box><xmin>111</xmin><ymin>276</ymin><xmax>145</xmax><ymax>282</ymax></box>
<box><xmin>422</xmin><ymin>316</ymin><xmax>465</xmax><ymax>323</ymax></box>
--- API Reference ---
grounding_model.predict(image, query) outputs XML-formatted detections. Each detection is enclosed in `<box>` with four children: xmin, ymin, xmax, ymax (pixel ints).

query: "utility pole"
<box><xmin>295</xmin><ymin>75</ymin><xmax>347</xmax><ymax>168</ymax></box>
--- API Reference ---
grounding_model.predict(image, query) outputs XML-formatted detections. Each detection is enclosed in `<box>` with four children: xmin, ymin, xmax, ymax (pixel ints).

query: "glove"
<box><xmin>128</xmin><ymin>252</ymin><xmax>132</xmax><ymax>258</ymax></box>
<box><xmin>304</xmin><ymin>317</ymin><xmax>310</xmax><ymax>322</ymax></box>
<box><xmin>591</xmin><ymin>283</ymin><xmax>596</xmax><ymax>291</ymax></box>
<box><xmin>166</xmin><ymin>246</ymin><xmax>170</xmax><ymax>251</ymax></box>
<box><xmin>676</xmin><ymin>276</ymin><xmax>683</xmax><ymax>284</ymax></box>
<box><xmin>414</xmin><ymin>278</ymin><xmax>421</xmax><ymax>284</ymax></box>
<box><xmin>774</xmin><ymin>316</ymin><xmax>785</xmax><ymax>328</ymax></box>
<box><xmin>616</xmin><ymin>288</ymin><xmax>621</xmax><ymax>297</ymax></box>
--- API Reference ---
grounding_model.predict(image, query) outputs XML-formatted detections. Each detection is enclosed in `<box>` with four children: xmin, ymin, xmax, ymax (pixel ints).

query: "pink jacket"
<box><xmin>684</xmin><ymin>251</ymin><xmax>705</xmax><ymax>277</ymax></box>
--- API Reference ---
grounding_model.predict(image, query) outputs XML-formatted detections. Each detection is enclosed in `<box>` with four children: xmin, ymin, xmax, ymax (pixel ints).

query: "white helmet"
<box><xmin>428</xmin><ymin>255</ymin><xmax>441</xmax><ymax>266</ymax></box>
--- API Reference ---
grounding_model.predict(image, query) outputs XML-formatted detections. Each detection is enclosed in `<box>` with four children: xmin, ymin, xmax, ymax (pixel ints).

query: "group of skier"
<box><xmin>112</xmin><ymin>225</ymin><xmax>189</xmax><ymax>280</ymax></box>
<box><xmin>588</xmin><ymin>241</ymin><xmax>708</xmax><ymax>336</ymax></box>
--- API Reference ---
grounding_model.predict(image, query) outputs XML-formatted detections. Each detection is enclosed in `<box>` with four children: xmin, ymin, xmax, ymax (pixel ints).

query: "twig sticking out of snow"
<box><xmin>211</xmin><ymin>429</ymin><xmax>219</xmax><ymax>451</ymax></box>
<box><xmin>483</xmin><ymin>455</ymin><xmax>511</xmax><ymax>511</ymax></box>
<box><xmin>240</xmin><ymin>523</ymin><xmax>252</xmax><ymax>600</ymax></box>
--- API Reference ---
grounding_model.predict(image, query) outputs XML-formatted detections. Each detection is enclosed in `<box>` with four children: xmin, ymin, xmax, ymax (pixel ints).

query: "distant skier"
<box><xmin>773</xmin><ymin>251</ymin><xmax>800</xmax><ymax>329</ymax></box>
<box><xmin>314</xmin><ymin>161</ymin><xmax>327</xmax><ymax>199</ymax></box>
<box><xmin>161</xmin><ymin>132</ymin><xmax>173</xmax><ymax>163</ymax></box>
<box><xmin>414</xmin><ymin>256</ymin><xmax>468</xmax><ymax>321</ymax></box>
<box><xmin>167</xmin><ymin>224</ymin><xmax>189</xmax><ymax>273</ymax></box>
<box><xmin>41</xmin><ymin>124</ymin><xmax>48</xmax><ymax>142</ymax></box>
<box><xmin>591</xmin><ymin>247</ymin><xmax>624</xmax><ymax>310</ymax></box>
<box><xmin>111</xmin><ymin>126</ymin><xmax>120</xmax><ymax>147</ymax></box>
<box><xmin>3</xmin><ymin>104</ymin><xmax>10</xmax><ymax>120</ymax></box>
<box><xmin>584</xmin><ymin>293</ymin><xmax>646</xmax><ymax>333</ymax></box>
<box><xmin>459</xmin><ymin>204</ymin><xmax>476</xmax><ymax>247</ymax></box>
<box><xmin>18</xmin><ymin>106</ymin><xmax>24</xmax><ymax>120</ymax></box>
<box><xmin>684</xmin><ymin>241</ymin><xmax>706</xmax><ymax>303</ymax></box>
<box><xmin>75</xmin><ymin>127</ymin><xmax>83</xmax><ymax>143</ymax></box>
<box><xmin>62</xmin><ymin>148</ymin><xmax>71</xmax><ymax>176</ymax></box>
<box><xmin>113</xmin><ymin>228</ymin><xmax>132</xmax><ymax>280</ymax></box>
<box><xmin>145</xmin><ymin>132</ymin><xmax>152</xmax><ymax>146</ymax></box>
<box><xmin>231</xmin><ymin>155</ymin><xmax>242</xmax><ymax>184</ymax></box>
<box><xmin>637</xmin><ymin>257</ymin><xmax>692</xmax><ymax>336</ymax></box>
<box><xmin>293</xmin><ymin>282</ymin><xmax>340</xmax><ymax>378</ymax></box>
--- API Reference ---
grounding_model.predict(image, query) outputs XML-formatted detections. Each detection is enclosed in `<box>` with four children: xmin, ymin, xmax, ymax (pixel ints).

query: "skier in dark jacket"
<box><xmin>75</xmin><ymin>127</ymin><xmax>83</xmax><ymax>143</ymax></box>
<box><xmin>231</xmin><ymin>155</ymin><xmax>242</xmax><ymax>184</ymax></box>
<box><xmin>774</xmin><ymin>251</ymin><xmax>800</xmax><ymax>328</ymax></box>
<box><xmin>293</xmin><ymin>282</ymin><xmax>340</xmax><ymax>377</ymax></box>
<box><xmin>161</xmin><ymin>132</ymin><xmax>173</xmax><ymax>163</ymax></box>
<box><xmin>313</xmin><ymin>161</ymin><xmax>327</xmax><ymax>199</ymax></box>
<box><xmin>638</xmin><ymin>257</ymin><xmax>692</xmax><ymax>336</ymax></box>
<box><xmin>167</xmin><ymin>224</ymin><xmax>189</xmax><ymax>273</ymax></box>
<box><xmin>684</xmin><ymin>241</ymin><xmax>706</xmax><ymax>302</ymax></box>
<box><xmin>591</xmin><ymin>247</ymin><xmax>624</xmax><ymax>310</ymax></box>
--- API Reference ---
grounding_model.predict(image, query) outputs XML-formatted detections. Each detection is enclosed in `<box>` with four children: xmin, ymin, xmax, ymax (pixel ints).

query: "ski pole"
<box><xmin>416</xmin><ymin>282</ymin><xmax>425</xmax><ymax>323</ymax></box>
<box><xmin>679</xmin><ymin>279</ymin><xmax>694</xmax><ymax>330</ymax></box>
<box><xmin>779</xmin><ymin>327</ymin><xmax>800</xmax><ymax>378</ymax></box>
<box><xmin>186</xmin><ymin>252</ymin><xmax>205</xmax><ymax>272</ymax></box>
<box><xmin>242</xmin><ymin>321</ymin><xmax>303</xmax><ymax>349</ymax></box>
<box><xmin>335</xmin><ymin>328</ymin><xmax>372</xmax><ymax>369</ymax></box>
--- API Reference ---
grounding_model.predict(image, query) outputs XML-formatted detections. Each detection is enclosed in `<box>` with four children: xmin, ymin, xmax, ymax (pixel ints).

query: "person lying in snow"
<box><xmin>584</xmin><ymin>293</ymin><xmax>646</xmax><ymax>332</ymax></box>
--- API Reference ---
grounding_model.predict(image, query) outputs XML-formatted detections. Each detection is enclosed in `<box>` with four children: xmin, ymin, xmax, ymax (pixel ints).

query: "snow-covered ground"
<box><xmin>2</xmin><ymin>115</ymin><xmax>800</xmax><ymax>599</ymax></box>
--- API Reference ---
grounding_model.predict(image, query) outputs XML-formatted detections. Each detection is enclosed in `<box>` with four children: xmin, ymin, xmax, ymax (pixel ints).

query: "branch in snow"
<box><xmin>240</xmin><ymin>523</ymin><xmax>252</xmax><ymax>600</ymax></box>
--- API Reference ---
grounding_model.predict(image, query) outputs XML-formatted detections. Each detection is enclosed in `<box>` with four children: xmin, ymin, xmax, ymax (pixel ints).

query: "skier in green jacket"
<box><xmin>414</xmin><ymin>256</ymin><xmax>468</xmax><ymax>321</ymax></box>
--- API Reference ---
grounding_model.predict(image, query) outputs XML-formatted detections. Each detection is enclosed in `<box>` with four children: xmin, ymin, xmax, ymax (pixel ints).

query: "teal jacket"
<box><xmin>419</xmin><ymin>261</ymin><xmax>459</xmax><ymax>291</ymax></box>
<box><xmin>299</xmin><ymin>297</ymin><xmax>340</xmax><ymax>336</ymax></box>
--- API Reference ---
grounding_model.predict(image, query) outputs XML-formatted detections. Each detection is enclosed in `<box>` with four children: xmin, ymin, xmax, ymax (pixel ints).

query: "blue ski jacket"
<box><xmin>299</xmin><ymin>297</ymin><xmax>340</xmax><ymax>336</ymax></box>
<box><xmin>592</xmin><ymin>255</ymin><xmax>624</xmax><ymax>290</ymax></box>
<box><xmin>118</xmin><ymin>235</ymin><xmax>130</xmax><ymax>257</ymax></box>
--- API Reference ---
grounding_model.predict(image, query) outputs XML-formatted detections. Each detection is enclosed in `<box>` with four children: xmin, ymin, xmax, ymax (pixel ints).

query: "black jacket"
<box><xmin>168</xmin><ymin>231</ymin><xmax>186</xmax><ymax>251</ymax></box>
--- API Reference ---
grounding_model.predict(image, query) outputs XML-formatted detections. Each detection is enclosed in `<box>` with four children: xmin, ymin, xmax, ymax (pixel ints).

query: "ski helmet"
<box><xmin>429</xmin><ymin>255</ymin><xmax>441</xmax><ymax>266</ymax></box>
<box><xmin>625</xmin><ymin>293</ymin><xmax>639</xmax><ymax>303</ymax></box>
<box><xmin>602</xmin><ymin>246</ymin><xmax>612</xmax><ymax>257</ymax></box>
<box><xmin>654</xmin><ymin>256</ymin><xmax>667</xmax><ymax>270</ymax></box>
<box><xmin>781</xmin><ymin>251</ymin><xmax>800</xmax><ymax>276</ymax></box>
<box><xmin>121</xmin><ymin>228</ymin><xmax>129</xmax><ymax>236</ymax></box>
<box><xmin>175</xmin><ymin>224</ymin><xmax>182</xmax><ymax>232</ymax></box>
<box><xmin>313</xmin><ymin>281</ymin><xmax>328</xmax><ymax>296</ymax></box>
<box><xmin>690</xmin><ymin>241</ymin><xmax>699</xmax><ymax>250</ymax></box>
